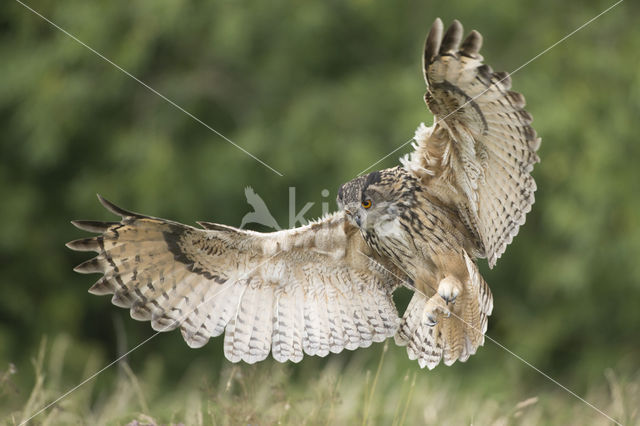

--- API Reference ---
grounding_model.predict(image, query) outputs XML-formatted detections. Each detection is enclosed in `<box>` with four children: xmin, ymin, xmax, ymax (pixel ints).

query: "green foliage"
<box><xmin>1</xmin><ymin>0</ymin><xmax>639</xmax><ymax>423</ymax></box>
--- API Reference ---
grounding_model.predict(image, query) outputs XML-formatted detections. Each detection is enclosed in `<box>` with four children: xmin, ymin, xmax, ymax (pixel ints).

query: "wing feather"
<box><xmin>68</xmin><ymin>195</ymin><xmax>401</xmax><ymax>364</ymax></box>
<box><xmin>250</xmin><ymin>287</ymin><xmax>274</xmax><ymax>362</ymax></box>
<box><xmin>272</xmin><ymin>287</ymin><xmax>295</xmax><ymax>362</ymax></box>
<box><xmin>324</xmin><ymin>278</ymin><xmax>346</xmax><ymax>353</ymax></box>
<box><xmin>291</xmin><ymin>284</ymin><xmax>305</xmax><ymax>362</ymax></box>
<box><xmin>402</xmin><ymin>18</ymin><xmax>541</xmax><ymax>267</ymax></box>
<box><xmin>338</xmin><ymin>274</ymin><xmax>362</xmax><ymax>350</ymax></box>
<box><xmin>351</xmin><ymin>278</ymin><xmax>374</xmax><ymax>346</ymax></box>
<box><xmin>227</xmin><ymin>285</ymin><xmax>263</xmax><ymax>363</ymax></box>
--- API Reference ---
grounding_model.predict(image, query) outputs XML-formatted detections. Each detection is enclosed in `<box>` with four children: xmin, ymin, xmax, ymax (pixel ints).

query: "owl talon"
<box><xmin>426</xmin><ymin>313</ymin><xmax>438</xmax><ymax>326</ymax></box>
<box><xmin>424</xmin><ymin>294</ymin><xmax>451</xmax><ymax>326</ymax></box>
<box><xmin>438</xmin><ymin>276</ymin><xmax>462</xmax><ymax>305</ymax></box>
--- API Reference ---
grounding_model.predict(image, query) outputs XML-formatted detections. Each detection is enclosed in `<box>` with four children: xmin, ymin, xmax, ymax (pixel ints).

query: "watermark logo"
<box><xmin>239</xmin><ymin>187</ymin><xmax>332</xmax><ymax>230</ymax></box>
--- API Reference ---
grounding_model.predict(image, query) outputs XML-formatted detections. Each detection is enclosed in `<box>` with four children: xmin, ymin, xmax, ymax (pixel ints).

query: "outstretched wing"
<box><xmin>67</xmin><ymin>196</ymin><xmax>401</xmax><ymax>364</ymax></box>
<box><xmin>401</xmin><ymin>18</ymin><xmax>541</xmax><ymax>267</ymax></box>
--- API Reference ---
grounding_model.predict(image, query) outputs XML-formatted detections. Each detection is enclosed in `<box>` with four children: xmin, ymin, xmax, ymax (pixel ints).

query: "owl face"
<box><xmin>336</xmin><ymin>170</ymin><xmax>403</xmax><ymax>231</ymax></box>
<box><xmin>356</xmin><ymin>186</ymin><xmax>400</xmax><ymax>231</ymax></box>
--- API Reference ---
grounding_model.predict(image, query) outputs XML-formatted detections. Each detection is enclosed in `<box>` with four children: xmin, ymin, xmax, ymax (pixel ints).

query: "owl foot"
<box><xmin>424</xmin><ymin>295</ymin><xmax>451</xmax><ymax>326</ymax></box>
<box><xmin>438</xmin><ymin>275</ymin><xmax>463</xmax><ymax>304</ymax></box>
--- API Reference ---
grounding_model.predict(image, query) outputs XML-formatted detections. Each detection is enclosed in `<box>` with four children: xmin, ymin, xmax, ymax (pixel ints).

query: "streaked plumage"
<box><xmin>402</xmin><ymin>18</ymin><xmax>540</xmax><ymax>267</ymax></box>
<box><xmin>69</xmin><ymin>18</ymin><xmax>539</xmax><ymax>369</ymax></box>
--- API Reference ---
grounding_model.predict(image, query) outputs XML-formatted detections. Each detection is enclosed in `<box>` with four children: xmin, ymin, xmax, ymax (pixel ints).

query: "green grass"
<box><xmin>2</xmin><ymin>335</ymin><xmax>638</xmax><ymax>425</ymax></box>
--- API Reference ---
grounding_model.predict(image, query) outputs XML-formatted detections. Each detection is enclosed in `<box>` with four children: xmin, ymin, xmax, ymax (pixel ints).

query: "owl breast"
<box><xmin>362</xmin><ymin>216</ymin><xmax>419</xmax><ymax>277</ymax></box>
<box><xmin>374</xmin><ymin>217</ymin><xmax>408</xmax><ymax>243</ymax></box>
<box><xmin>362</xmin><ymin>191</ymin><xmax>477</xmax><ymax>285</ymax></box>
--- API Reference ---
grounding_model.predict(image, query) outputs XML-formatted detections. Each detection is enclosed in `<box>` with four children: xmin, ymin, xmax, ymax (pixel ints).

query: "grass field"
<box><xmin>3</xmin><ymin>335</ymin><xmax>637</xmax><ymax>425</ymax></box>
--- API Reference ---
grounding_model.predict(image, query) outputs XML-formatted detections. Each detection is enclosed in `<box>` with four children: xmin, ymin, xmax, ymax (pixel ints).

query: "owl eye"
<box><xmin>361</xmin><ymin>199</ymin><xmax>372</xmax><ymax>209</ymax></box>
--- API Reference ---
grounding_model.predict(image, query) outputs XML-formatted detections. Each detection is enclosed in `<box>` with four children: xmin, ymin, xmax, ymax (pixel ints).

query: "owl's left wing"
<box><xmin>67</xmin><ymin>195</ymin><xmax>402</xmax><ymax>364</ymax></box>
<box><xmin>402</xmin><ymin>18</ymin><xmax>541</xmax><ymax>267</ymax></box>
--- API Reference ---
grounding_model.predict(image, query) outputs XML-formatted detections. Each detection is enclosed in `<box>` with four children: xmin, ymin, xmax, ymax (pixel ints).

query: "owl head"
<box><xmin>337</xmin><ymin>174</ymin><xmax>366</xmax><ymax>213</ymax></box>
<box><xmin>338</xmin><ymin>168</ymin><xmax>409</xmax><ymax>230</ymax></box>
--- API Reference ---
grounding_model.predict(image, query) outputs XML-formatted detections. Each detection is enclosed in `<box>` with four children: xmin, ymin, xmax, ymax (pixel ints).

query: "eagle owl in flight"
<box><xmin>68</xmin><ymin>19</ymin><xmax>540</xmax><ymax>369</ymax></box>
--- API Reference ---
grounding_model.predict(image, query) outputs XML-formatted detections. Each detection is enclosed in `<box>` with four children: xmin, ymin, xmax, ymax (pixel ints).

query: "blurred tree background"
<box><xmin>1</xmin><ymin>0</ymin><xmax>639</xmax><ymax>423</ymax></box>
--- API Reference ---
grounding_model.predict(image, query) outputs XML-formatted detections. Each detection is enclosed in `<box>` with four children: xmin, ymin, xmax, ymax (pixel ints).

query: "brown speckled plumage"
<box><xmin>69</xmin><ymin>18</ymin><xmax>538</xmax><ymax>370</ymax></box>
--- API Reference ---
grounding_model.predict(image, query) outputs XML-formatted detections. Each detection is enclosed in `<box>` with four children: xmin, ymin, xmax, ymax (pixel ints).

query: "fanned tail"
<box><xmin>394</xmin><ymin>252</ymin><xmax>493</xmax><ymax>369</ymax></box>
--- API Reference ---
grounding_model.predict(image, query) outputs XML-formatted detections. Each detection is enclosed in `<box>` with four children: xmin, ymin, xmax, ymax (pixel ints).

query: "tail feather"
<box><xmin>395</xmin><ymin>252</ymin><xmax>493</xmax><ymax>369</ymax></box>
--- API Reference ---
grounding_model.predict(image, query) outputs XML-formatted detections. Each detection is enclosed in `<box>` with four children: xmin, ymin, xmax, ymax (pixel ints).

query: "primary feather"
<box><xmin>401</xmin><ymin>18</ymin><xmax>540</xmax><ymax>267</ymax></box>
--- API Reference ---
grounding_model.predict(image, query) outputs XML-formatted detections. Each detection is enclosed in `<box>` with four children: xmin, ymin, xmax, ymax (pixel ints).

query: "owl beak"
<box><xmin>343</xmin><ymin>207</ymin><xmax>362</xmax><ymax>227</ymax></box>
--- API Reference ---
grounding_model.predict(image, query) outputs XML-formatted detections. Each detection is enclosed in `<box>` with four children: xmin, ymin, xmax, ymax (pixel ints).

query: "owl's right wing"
<box><xmin>67</xmin><ymin>196</ymin><xmax>401</xmax><ymax>364</ymax></box>
<box><xmin>402</xmin><ymin>18</ymin><xmax>541</xmax><ymax>267</ymax></box>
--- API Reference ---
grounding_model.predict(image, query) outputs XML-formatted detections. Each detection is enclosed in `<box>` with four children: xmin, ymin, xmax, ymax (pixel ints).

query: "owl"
<box><xmin>68</xmin><ymin>18</ymin><xmax>539</xmax><ymax>369</ymax></box>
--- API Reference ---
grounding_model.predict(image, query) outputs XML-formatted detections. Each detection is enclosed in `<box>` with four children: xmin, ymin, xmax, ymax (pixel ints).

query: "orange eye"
<box><xmin>361</xmin><ymin>199</ymin><xmax>372</xmax><ymax>209</ymax></box>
